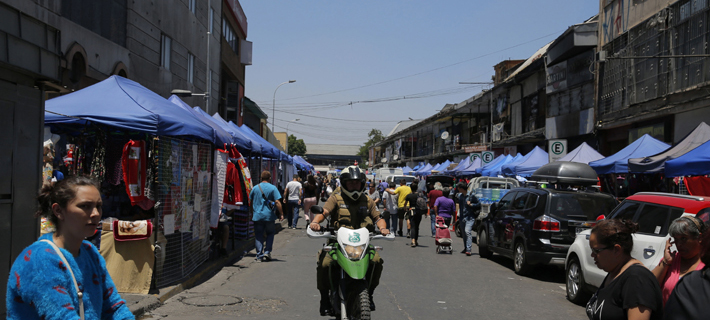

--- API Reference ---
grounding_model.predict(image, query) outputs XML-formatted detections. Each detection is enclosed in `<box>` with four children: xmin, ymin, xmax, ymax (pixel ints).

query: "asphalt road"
<box><xmin>140</xmin><ymin>213</ymin><xmax>588</xmax><ymax>320</ymax></box>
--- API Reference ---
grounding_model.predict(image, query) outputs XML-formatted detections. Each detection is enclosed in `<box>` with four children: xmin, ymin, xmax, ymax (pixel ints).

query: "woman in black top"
<box><xmin>404</xmin><ymin>182</ymin><xmax>425</xmax><ymax>247</ymax></box>
<box><xmin>586</xmin><ymin>219</ymin><xmax>663</xmax><ymax>320</ymax></box>
<box><xmin>302</xmin><ymin>175</ymin><xmax>318</xmax><ymax>223</ymax></box>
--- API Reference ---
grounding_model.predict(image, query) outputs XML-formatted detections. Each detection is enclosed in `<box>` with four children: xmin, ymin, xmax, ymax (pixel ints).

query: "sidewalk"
<box><xmin>123</xmin><ymin>218</ymin><xmax>290</xmax><ymax>318</ymax></box>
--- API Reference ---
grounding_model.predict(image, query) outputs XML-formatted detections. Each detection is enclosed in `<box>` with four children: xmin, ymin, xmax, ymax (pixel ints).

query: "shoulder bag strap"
<box><xmin>40</xmin><ymin>239</ymin><xmax>84</xmax><ymax>320</ymax></box>
<box><xmin>258</xmin><ymin>183</ymin><xmax>267</xmax><ymax>201</ymax></box>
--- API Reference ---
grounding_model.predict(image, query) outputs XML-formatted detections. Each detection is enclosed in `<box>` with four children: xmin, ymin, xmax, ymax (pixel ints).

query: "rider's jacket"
<box><xmin>323</xmin><ymin>187</ymin><xmax>381</xmax><ymax>233</ymax></box>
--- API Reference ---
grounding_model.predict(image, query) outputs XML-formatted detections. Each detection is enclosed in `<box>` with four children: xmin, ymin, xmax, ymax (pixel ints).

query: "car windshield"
<box><xmin>548</xmin><ymin>192</ymin><xmax>617</xmax><ymax>220</ymax></box>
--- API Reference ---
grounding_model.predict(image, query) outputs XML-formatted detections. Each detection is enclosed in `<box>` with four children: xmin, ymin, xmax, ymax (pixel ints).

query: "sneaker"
<box><xmin>466</xmin><ymin>251</ymin><xmax>472</xmax><ymax>256</ymax></box>
<box><xmin>255</xmin><ymin>257</ymin><xmax>262</xmax><ymax>262</ymax></box>
<box><xmin>460</xmin><ymin>249</ymin><xmax>467</xmax><ymax>254</ymax></box>
<box><xmin>369</xmin><ymin>294</ymin><xmax>376</xmax><ymax>311</ymax></box>
<box><xmin>319</xmin><ymin>299</ymin><xmax>333</xmax><ymax>316</ymax></box>
<box><xmin>397</xmin><ymin>230</ymin><xmax>403</xmax><ymax>237</ymax></box>
<box><xmin>264</xmin><ymin>253</ymin><xmax>272</xmax><ymax>261</ymax></box>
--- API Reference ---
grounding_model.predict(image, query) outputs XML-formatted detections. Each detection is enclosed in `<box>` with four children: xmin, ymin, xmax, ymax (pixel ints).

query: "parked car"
<box><xmin>477</xmin><ymin>186</ymin><xmax>618</xmax><ymax>275</ymax></box>
<box><xmin>385</xmin><ymin>175</ymin><xmax>415</xmax><ymax>187</ymax></box>
<box><xmin>564</xmin><ymin>192</ymin><xmax>710</xmax><ymax>305</ymax></box>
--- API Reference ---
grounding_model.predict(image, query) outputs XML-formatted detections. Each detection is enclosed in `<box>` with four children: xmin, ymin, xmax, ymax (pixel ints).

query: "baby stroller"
<box><xmin>435</xmin><ymin>216</ymin><xmax>453</xmax><ymax>254</ymax></box>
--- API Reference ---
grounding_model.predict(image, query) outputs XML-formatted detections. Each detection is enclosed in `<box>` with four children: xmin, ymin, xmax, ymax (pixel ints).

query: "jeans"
<box><xmin>254</xmin><ymin>220</ymin><xmax>276</xmax><ymax>259</ymax></box>
<box><xmin>462</xmin><ymin>216</ymin><xmax>476</xmax><ymax>252</ymax></box>
<box><xmin>288</xmin><ymin>200</ymin><xmax>300</xmax><ymax>227</ymax></box>
<box><xmin>385</xmin><ymin>211</ymin><xmax>398</xmax><ymax>233</ymax></box>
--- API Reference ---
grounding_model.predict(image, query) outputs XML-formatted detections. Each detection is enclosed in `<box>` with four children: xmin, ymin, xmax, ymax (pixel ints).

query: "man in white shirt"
<box><xmin>283</xmin><ymin>174</ymin><xmax>303</xmax><ymax>229</ymax></box>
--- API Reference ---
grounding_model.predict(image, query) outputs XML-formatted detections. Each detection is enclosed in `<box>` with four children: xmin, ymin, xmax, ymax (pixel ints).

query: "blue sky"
<box><xmin>240</xmin><ymin>1</ymin><xmax>600</xmax><ymax>146</ymax></box>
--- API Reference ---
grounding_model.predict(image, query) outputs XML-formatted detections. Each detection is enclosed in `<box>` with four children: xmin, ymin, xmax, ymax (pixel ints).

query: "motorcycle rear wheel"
<box><xmin>348</xmin><ymin>281</ymin><xmax>371</xmax><ymax>320</ymax></box>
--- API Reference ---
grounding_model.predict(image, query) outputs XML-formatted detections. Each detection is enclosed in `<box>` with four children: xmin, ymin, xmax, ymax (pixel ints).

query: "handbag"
<box><xmin>258</xmin><ymin>184</ymin><xmax>275</xmax><ymax>211</ymax></box>
<box><xmin>40</xmin><ymin>239</ymin><xmax>84</xmax><ymax>320</ymax></box>
<box><xmin>113</xmin><ymin>220</ymin><xmax>153</xmax><ymax>241</ymax></box>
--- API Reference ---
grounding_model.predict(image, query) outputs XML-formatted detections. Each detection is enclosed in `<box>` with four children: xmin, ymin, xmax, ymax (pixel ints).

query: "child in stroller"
<box><xmin>435</xmin><ymin>216</ymin><xmax>453</xmax><ymax>253</ymax></box>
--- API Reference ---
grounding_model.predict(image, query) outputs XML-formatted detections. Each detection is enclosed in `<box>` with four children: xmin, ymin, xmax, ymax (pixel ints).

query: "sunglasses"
<box><xmin>591</xmin><ymin>246</ymin><xmax>611</xmax><ymax>255</ymax></box>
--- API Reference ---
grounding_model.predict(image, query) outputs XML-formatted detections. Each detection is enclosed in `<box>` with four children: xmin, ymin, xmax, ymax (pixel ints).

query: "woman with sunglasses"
<box><xmin>651</xmin><ymin>216</ymin><xmax>706</xmax><ymax>305</ymax></box>
<box><xmin>586</xmin><ymin>219</ymin><xmax>663</xmax><ymax>320</ymax></box>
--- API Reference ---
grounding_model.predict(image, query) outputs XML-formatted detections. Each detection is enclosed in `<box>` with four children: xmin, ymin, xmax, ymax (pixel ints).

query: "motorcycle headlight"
<box><xmin>342</xmin><ymin>244</ymin><xmax>367</xmax><ymax>260</ymax></box>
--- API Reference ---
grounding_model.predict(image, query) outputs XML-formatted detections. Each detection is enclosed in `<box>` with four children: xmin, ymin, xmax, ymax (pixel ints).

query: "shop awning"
<box><xmin>628</xmin><ymin>122</ymin><xmax>710</xmax><ymax>173</ymax></box>
<box><xmin>168</xmin><ymin>95</ymin><xmax>233</xmax><ymax>146</ymax></box>
<box><xmin>45</xmin><ymin>75</ymin><xmax>215</xmax><ymax>142</ymax></box>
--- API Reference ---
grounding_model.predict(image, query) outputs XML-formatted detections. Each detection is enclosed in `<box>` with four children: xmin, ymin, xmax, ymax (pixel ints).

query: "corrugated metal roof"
<box><xmin>504</xmin><ymin>41</ymin><xmax>553</xmax><ymax>82</ymax></box>
<box><xmin>306</xmin><ymin>144</ymin><xmax>361</xmax><ymax>156</ymax></box>
<box><xmin>387</xmin><ymin>120</ymin><xmax>420</xmax><ymax>137</ymax></box>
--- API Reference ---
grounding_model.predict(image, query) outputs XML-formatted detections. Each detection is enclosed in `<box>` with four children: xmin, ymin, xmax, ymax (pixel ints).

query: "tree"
<box><xmin>357</xmin><ymin>129</ymin><xmax>384</xmax><ymax>168</ymax></box>
<box><xmin>288</xmin><ymin>134</ymin><xmax>307</xmax><ymax>156</ymax></box>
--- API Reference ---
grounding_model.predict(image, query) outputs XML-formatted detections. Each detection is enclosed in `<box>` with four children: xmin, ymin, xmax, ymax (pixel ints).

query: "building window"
<box><xmin>187</xmin><ymin>53</ymin><xmax>194</xmax><ymax>84</ymax></box>
<box><xmin>209</xmin><ymin>8</ymin><xmax>214</xmax><ymax>34</ymax></box>
<box><xmin>161</xmin><ymin>34</ymin><xmax>171</xmax><ymax>70</ymax></box>
<box><xmin>189</xmin><ymin>0</ymin><xmax>196</xmax><ymax>14</ymax></box>
<box><xmin>221</xmin><ymin>17</ymin><xmax>239</xmax><ymax>54</ymax></box>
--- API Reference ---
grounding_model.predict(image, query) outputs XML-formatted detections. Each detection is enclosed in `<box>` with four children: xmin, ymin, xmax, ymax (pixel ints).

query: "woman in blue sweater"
<box><xmin>6</xmin><ymin>176</ymin><xmax>134</xmax><ymax>319</ymax></box>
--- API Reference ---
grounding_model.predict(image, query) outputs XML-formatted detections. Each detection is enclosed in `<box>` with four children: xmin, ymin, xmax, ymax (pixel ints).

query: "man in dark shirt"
<box><xmin>456</xmin><ymin>182</ymin><xmax>479</xmax><ymax>256</ymax></box>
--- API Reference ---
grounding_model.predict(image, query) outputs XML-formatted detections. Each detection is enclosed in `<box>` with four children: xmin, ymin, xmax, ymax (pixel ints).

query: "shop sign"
<box><xmin>546</xmin><ymin>61</ymin><xmax>567</xmax><ymax>94</ymax></box>
<box><xmin>464</xmin><ymin>145</ymin><xmax>488</xmax><ymax>153</ymax></box>
<box><xmin>549</xmin><ymin>139</ymin><xmax>567</xmax><ymax>162</ymax></box>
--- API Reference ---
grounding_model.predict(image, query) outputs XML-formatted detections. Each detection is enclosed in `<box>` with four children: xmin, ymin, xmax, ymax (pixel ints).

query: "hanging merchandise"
<box><xmin>210</xmin><ymin>149</ymin><xmax>228</xmax><ymax>228</ymax></box>
<box><xmin>230</xmin><ymin>145</ymin><xmax>253</xmax><ymax>198</ymax></box>
<box><xmin>223</xmin><ymin>161</ymin><xmax>244</xmax><ymax>209</ymax></box>
<box><xmin>90</xmin><ymin>132</ymin><xmax>107</xmax><ymax>180</ymax></box>
<box><xmin>64</xmin><ymin>143</ymin><xmax>75</xmax><ymax>172</ymax></box>
<box><xmin>122</xmin><ymin>140</ymin><xmax>156</xmax><ymax>210</ymax></box>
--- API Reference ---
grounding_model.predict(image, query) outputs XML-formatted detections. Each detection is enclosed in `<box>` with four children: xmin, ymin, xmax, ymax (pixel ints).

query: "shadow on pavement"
<box><xmin>483</xmin><ymin>254</ymin><xmax>566</xmax><ymax>284</ymax></box>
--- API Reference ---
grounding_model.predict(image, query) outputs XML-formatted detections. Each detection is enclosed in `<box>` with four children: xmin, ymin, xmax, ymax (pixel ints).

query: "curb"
<box><xmin>129</xmin><ymin>218</ymin><xmax>290</xmax><ymax>317</ymax></box>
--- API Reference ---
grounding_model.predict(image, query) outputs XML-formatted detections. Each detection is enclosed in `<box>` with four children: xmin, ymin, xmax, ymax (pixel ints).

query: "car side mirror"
<box><xmin>311</xmin><ymin>205</ymin><xmax>324</xmax><ymax>214</ymax></box>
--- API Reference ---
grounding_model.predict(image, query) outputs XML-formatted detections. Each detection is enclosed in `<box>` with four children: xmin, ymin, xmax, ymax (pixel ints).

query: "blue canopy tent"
<box><xmin>629</xmin><ymin>122</ymin><xmax>710</xmax><ymax>173</ymax></box>
<box><xmin>45</xmin><ymin>75</ymin><xmax>215</xmax><ymax>142</ymax></box>
<box><xmin>431</xmin><ymin>160</ymin><xmax>451</xmax><ymax>173</ymax></box>
<box><xmin>402</xmin><ymin>166</ymin><xmax>413</xmax><ymax>175</ymax></box>
<box><xmin>483</xmin><ymin>154</ymin><xmax>516</xmax><ymax>177</ymax></box>
<box><xmin>665</xmin><ymin>139</ymin><xmax>710</xmax><ymax>177</ymax></box>
<box><xmin>589</xmin><ymin>134</ymin><xmax>670</xmax><ymax>175</ymax></box>
<box><xmin>502</xmin><ymin>146</ymin><xmax>549</xmax><ymax>177</ymax></box>
<box><xmin>168</xmin><ymin>95</ymin><xmax>233</xmax><ymax>146</ymax></box>
<box><xmin>444</xmin><ymin>157</ymin><xmax>471</xmax><ymax>175</ymax></box>
<box><xmin>476</xmin><ymin>154</ymin><xmax>506</xmax><ymax>175</ymax></box>
<box><xmin>293</xmin><ymin>155</ymin><xmax>314</xmax><ymax>171</ymax></box>
<box><xmin>207</xmin><ymin>111</ymin><xmax>257</xmax><ymax>153</ymax></box>
<box><xmin>556</xmin><ymin>142</ymin><xmax>604</xmax><ymax>164</ymax></box>
<box><xmin>456</xmin><ymin>157</ymin><xmax>483</xmax><ymax>176</ymax></box>
<box><xmin>414</xmin><ymin>163</ymin><xmax>433</xmax><ymax>176</ymax></box>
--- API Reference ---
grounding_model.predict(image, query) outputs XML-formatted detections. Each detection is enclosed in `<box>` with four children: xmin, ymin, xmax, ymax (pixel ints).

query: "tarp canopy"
<box><xmin>233</xmin><ymin>122</ymin><xmax>281</xmax><ymax>160</ymax></box>
<box><xmin>476</xmin><ymin>154</ymin><xmax>506</xmax><ymax>175</ymax></box>
<box><xmin>456</xmin><ymin>157</ymin><xmax>483</xmax><ymax>176</ymax></box>
<box><xmin>415</xmin><ymin>163</ymin><xmax>433</xmax><ymax>175</ymax></box>
<box><xmin>483</xmin><ymin>154</ymin><xmax>516</xmax><ymax>177</ymax></box>
<box><xmin>628</xmin><ymin>122</ymin><xmax>710</xmax><ymax>173</ymax></box>
<box><xmin>444</xmin><ymin>157</ymin><xmax>471</xmax><ymax>175</ymax></box>
<box><xmin>431</xmin><ymin>160</ymin><xmax>451</xmax><ymax>173</ymax></box>
<box><xmin>402</xmin><ymin>166</ymin><xmax>413</xmax><ymax>175</ymax></box>
<box><xmin>293</xmin><ymin>155</ymin><xmax>314</xmax><ymax>170</ymax></box>
<box><xmin>556</xmin><ymin>142</ymin><xmax>604</xmax><ymax>164</ymax></box>
<box><xmin>502</xmin><ymin>146</ymin><xmax>549</xmax><ymax>177</ymax></box>
<box><xmin>168</xmin><ymin>95</ymin><xmax>233</xmax><ymax>146</ymax></box>
<box><xmin>45</xmin><ymin>75</ymin><xmax>215</xmax><ymax>142</ymax></box>
<box><xmin>589</xmin><ymin>134</ymin><xmax>670</xmax><ymax>175</ymax></box>
<box><xmin>207</xmin><ymin>111</ymin><xmax>257</xmax><ymax>153</ymax></box>
<box><xmin>665</xmin><ymin>139</ymin><xmax>710</xmax><ymax>177</ymax></box>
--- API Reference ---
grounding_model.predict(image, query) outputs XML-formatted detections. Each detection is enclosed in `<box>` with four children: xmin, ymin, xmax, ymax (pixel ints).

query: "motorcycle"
<box><xmin>307</xmin><ymin>206</ymin><xmax>395</xmax><ymax>319</ymax></box>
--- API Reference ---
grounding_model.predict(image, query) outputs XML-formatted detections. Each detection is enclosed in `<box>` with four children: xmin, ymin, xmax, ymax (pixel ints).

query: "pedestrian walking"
<box><xmin>432</xmin><ymin>187</ymin><xmax>455</xmax><ymax>227</ymax></box>
<box><xmin>283</xmin><ymin>174</ymin><xmax>303</xmax><ymax>229</ymax></box>
<box><xmin>302</xmin><ymin>175</ymin><xmax>319</xmax><ymax>224</ymax></box>
<box><xmin>428</xmin><ymin>182</ymin><xmax>444</xmax><ymax>237</ymax></box>
<box><xmin>6</xmin><ymin>175</ymin><xmax>135</xmax><ymax>320</ymax></box>
<box><xmin>250</xmin><ymin>170</ymin><xmax>284</xmax><ymax>262</ymax></box>
<box><xmin>382</xmin><ymin>182</ymin><xmax>399</xmax><ymax>234</ymax></box>
<box><xmin>386</xmin><ymin>179</ymin><xmax>412</xmax><ymax>237</ymax></box>
<box><xmin>456</xmin><ymin>182</ymin><xmax>479</xmax><ymax>255</ymax></box>
<box><xmin>367</xmin><ymin>183</ymin><xmax>381</xmax><ymax>208</ymax></box>
<box><xmin>586</xmin><ymin>219</ymin><xmax>662</xmax><ymax>320</ymax></box>
<box><xmin>663</xmin><ymin>226</ymin><xmax>710</xmax><ymax>320</ymax></box>
<box><xmin>404</xmin><ymin>182</ymin><xmax>427</xmax><ymax>247</ymax></box>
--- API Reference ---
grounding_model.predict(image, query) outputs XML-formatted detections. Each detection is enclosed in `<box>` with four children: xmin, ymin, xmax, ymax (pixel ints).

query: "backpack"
<box><xmin>415</xmin><ymin>191</ymin><xmax>428</xmax><ymax>212</ymax></box>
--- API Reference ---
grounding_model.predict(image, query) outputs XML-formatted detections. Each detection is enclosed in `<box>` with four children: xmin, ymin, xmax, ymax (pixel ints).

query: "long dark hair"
<box><xmin>37</xmin><ymin>175</ymin><xmax>100</xmax><ymax>225</ymax></box>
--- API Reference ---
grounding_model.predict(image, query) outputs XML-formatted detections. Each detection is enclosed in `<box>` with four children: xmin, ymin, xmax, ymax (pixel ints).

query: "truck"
<box><xmin>375</xmin><ymin>167</ymin><xmax>403</xmax><ymax>183</ymax></box>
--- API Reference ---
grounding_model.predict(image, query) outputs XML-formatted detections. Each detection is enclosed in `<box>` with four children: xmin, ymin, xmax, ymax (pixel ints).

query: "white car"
<box><xmin>564</xmin><ymin>192</ymin><xmax>710</xmax><ymax>305</ymax></box>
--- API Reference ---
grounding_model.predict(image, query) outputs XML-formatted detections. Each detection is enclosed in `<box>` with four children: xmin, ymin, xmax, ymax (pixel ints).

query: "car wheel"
<box><xmin>513</xmin><ymin>241</ymin><xmax>531</xmax><ymax>275</ymax></box>
<box><xmin>477</xmin><ymin>227</ymin><xmax>493</xmax><ymax>258</ymax></box>
<box><xmin>566</xmin><ymin>256</ymin><xmax>591</xmax><ymax>305</ymax></box>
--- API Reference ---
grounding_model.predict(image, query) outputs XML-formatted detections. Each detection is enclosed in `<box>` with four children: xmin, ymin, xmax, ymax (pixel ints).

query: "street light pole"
<box><xmin>286</xmin><ymin>118</ymin><xmax>300</xmax><ymax>154</ymax></box>
<box><xmin>272</xmin><ymin>80</ymin><xmax>296</xmax><ymax>135</ymax></box>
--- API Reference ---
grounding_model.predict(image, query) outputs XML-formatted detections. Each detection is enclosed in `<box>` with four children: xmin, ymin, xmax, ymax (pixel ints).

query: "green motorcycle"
<box><xmin>308</xmin><ymin>215</ymin><xmax>394</xmax><ymax>319</ymax></box>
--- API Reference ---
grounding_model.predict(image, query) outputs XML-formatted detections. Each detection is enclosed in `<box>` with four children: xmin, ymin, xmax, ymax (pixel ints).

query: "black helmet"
<box><xmin>339</xmin><ymin>165</ymin><xmax>366</xmax><ymax>201</ymax></box>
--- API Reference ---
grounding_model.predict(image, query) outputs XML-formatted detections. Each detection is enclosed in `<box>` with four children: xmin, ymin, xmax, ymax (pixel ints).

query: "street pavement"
<box><xmin>139</xmin><ymin>212</ymin><xmax>588</xmax><ymax>320</ymax></box>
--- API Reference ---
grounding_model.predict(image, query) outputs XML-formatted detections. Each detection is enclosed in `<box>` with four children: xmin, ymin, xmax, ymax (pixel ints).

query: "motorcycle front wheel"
<box><xmin>347</xmin><ymin>281</ymin><xmax>371</xmax><ymax>320</ymax></box>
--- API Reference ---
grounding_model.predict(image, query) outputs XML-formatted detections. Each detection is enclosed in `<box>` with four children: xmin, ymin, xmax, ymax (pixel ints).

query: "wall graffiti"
<box><xmin>602</xmin><ymin>0</ymin><xmax>630</xmax><ymax>45</ymax></box>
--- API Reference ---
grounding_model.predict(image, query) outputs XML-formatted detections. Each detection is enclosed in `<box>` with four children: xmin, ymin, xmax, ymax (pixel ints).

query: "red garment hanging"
<box><xmin>122</xmin><ymin>140</ymin><xmax>155</xmax><ymax>210</ymax></box>
<box><xmin>684</xmin><ymin>176</ymin><xmax>710</xmax><ymax>197</ymax></box>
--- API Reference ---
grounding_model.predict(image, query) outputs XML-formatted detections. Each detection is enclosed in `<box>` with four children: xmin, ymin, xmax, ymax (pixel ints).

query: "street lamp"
<box><xmin>286</xmin><ymin>118</ymin><xmax>300</xmax><ymax>154</ymax></box>
<box><xmin>272</xmin><ymin>80</ymin><xmax>296</xmax><ymax>134</ymax></box>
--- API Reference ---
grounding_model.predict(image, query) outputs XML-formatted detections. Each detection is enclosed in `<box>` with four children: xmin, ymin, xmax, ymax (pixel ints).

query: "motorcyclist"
<box><xmin>309</xmin><ymin>165</ymin><xmax>389</xmax><ymax>316</ymax></box>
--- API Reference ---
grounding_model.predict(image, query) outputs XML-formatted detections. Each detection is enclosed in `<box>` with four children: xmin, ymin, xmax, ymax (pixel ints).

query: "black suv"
<box><xmin>477</xmin><ymin>187</ymin><xmax>617</xmax><ymax>275</ymax></box>
<box><xmin>425</xmin><ymin>175</ymin><xmax>455</xmax><ymax>193</ymax></box>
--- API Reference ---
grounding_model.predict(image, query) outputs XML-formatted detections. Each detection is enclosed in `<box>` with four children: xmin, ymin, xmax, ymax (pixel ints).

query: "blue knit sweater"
<box><xmin>6</xmin><ymin>233</ymin><xmax>134</xmax><ymax>320</ymax></box>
